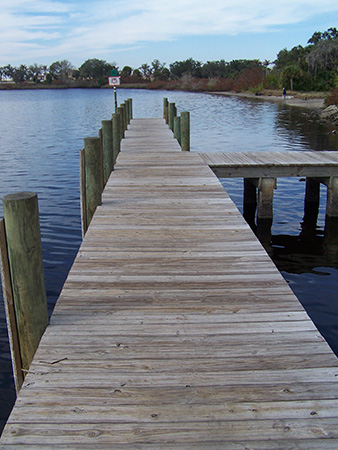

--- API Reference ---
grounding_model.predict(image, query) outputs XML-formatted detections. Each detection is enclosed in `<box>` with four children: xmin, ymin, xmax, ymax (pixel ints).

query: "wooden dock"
<box><xmin>200</xmin><ymin>150</ymin><xmax>338</xmax><ymax>219</ymax></box>
<box><xmin>1</xmin><ymin>118</ymin><xmax>338</xmax><ymax>449</ymax></box>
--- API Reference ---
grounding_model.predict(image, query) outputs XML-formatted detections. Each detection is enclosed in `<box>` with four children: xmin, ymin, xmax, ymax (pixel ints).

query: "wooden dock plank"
<box><xmin>199</xmin><ymin>150</ymin><xmax>338</xmax><ymax>178</ymax></box>
<box><xmin>1</xmin><ymin>118</ymin><xmax>337</xmax><ymax>449</ymax></box>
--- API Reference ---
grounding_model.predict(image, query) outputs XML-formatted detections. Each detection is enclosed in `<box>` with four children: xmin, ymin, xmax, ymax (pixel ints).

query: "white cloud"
<box><xmin>1</xmin><ymin>0</ymin><xmax>338</xmax><ymax>65</ymax></box>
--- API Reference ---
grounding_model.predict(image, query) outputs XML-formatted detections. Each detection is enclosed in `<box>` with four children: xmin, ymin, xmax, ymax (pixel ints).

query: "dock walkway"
<box><xmin>1</xmin><ymin>118</ymin><xmax>338</xmax><ymax>448</ymax></box>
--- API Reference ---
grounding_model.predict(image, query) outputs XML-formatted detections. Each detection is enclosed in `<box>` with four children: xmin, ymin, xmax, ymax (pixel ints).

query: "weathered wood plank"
<box><xmin>1</xmin><ymin>118</ymin><xmax>337</xmax><ymax>449</ymax></box>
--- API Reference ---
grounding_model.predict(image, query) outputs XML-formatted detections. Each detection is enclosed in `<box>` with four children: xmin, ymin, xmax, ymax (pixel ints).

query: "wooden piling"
<box><xmin>257</xmin><ymin>177</ymin><xmax>275</xmax><ymax>219</ymax></box>
<box><xmin>83</xmin><ymin>137</ymin><xmax>102</xmax><ymax>230</ymax></box>
<box><xmin>174</xmin><ymin>116</ymin><xmax>181</xmax><ymax>144</ymax></box>
<box><xmin>116</xmin><ymin>107</ymin><xmax>125</xmax><ymax>139</ymax></box>
<box><xmin>168</xmin><ymin>103</ymin><xmax>175</xmax><ymax>131</ymax></box>
<box><xmin>163</xmin><ymin>98</ymin><xmax>168</xmax><ymax>122</ymax></box>
<box><xmin>1</xmin><ymin>192</ymin><xmax>48</xmax><ymax>375</ymax></box>
<box><xmin>181</xmin><ymin>111</ymin><xmax>190</xmax><ymax>151</ymax></box>
<box><xmin>101</xmin><ymin>120</ymin><xmax>114</xmax><ymax>185</ymax></box>
<box><xmin>243</xmin><ymin>178</ymin><xmax>257</xmax><ymax>226</ymax></box>
<box><xmin>326</xmin><ymin>176</ymin><xmax>338</xmax><ymax>217</ymax></box>
<box><xmin>112</xmin><ymin>113</ymin><xmax>121</xmax><ymax>163</ymax></box>
<box><xmin>127</xmin><ymin>98</ymin><xmax>133</xmax><ymax>123</ymax></box>
<box><xmin>0</xmin><ymin>219</ymin><xmax>24</xmax><ymax>392</ymax></box>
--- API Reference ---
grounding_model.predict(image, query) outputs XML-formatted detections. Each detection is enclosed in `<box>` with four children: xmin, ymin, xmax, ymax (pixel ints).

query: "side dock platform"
<box><xmin>1</xmin><ymin>118</ymin><xmax>338</xmax><ymax>449</ymax></box>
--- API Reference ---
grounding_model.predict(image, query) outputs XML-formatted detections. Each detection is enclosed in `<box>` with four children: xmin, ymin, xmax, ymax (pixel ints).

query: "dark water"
<box><xmin>0</xmin><ymin>88</ymin><xmax>338</xmax><ymax>432</ymax></box>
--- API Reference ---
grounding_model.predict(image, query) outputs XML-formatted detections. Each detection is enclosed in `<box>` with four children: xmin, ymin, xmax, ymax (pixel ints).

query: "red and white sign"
<box><xmin>108</xmin><ymin>76</ymin><xmax>120</xmax><ymax>86</ymax></box>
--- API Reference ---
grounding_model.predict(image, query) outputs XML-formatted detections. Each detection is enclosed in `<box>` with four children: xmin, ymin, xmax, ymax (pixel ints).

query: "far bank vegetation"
<box><xmin>1</xmin><ymin>28</ymin><xmax>337</xmax><ymax>105</ymax></box>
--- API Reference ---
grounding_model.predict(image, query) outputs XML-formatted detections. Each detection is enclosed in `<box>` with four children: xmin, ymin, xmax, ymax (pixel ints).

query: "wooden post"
<box><xmin>304</xmin><ymin>177</ymin><xmax>320</xmax><ymax>225</ymax></box>
<box><xmin>112</xmin><ymin>113</ymin><xmax>121</xmax><ymax>162</ymax></box>
<box><xmin>2</xmin><ymin>192</ymin><xmax>48</xmax><ymax>375</ymax></box>
<box><xmin>122</xmin><ymin>103</ymin><xmax>128</xmax><ymax>131</ymax></box>
<box><xmin>84</xmin><ymin>137</ymin><xmax>102</xmax><ymax>229</ymax></box>
<box><xmin>117</xmin><ymin>107</ymin><xmax>125</xmax><ymax>139</ymax></box>
<box><xmin>0</xmin><ymin>219</ymin><xmax>24</xmax><ymax>392</ymax></box>
<box><xmin>181</xmin><ymin>111</ymin><xmax>190</xmax><ymax>152</ymax></box>
<box><xmin>174</xmin><ymin>116</ymin><xmax>181</xmax><ymax>144</ymax></box>
<box><xmin>101</xmin><ymin>120</ymin><xmax>114</xmax><ymax>185</ymax></box>
<box><xmin>257</xmin><ymin>177</ymin><xmax>275</xmax><ymax>219</ymax></box>
<box><xmin>80</xmin><ymin>149</ymin><xmax>87</xmax><ymax>236</ymax></box>
<box><xmin>168</xmin><ymin>103</ymin><xmax>175</xmax><ymax>131</ymax></box>
<box><xmin>163</xmin><ymin>98</ymin><xmax>168</xmax><ymax>120</ymax></box>
<box><xmin>98</xmin><ymin>128</ymin><xmax>104</xmax><ymax>191</ymax></box>
<box><xmin>243</xmin><ymin>178</ymin><xmax>257</xmax><ymax>227</ymax></box>
<box><xmin>326</xmin><ymin>176</ymin><xmax>338</xmax><ymax>217</ymax></box>
<box><xmin>128</xmin><ymin>98</ymin><xmax>133</xmax><ymax>122</ymax></box>
<box><xmin>112</xmin><ymin>113</ymin><xmax>121</xmax><ymax>163</ymax></box>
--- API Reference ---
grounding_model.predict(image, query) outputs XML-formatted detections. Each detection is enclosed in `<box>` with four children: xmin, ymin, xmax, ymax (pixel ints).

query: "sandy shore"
<box><xmin>211</xmin><ymin>91</ymin><xmax>325</xmax><ymax>110</ymax></box>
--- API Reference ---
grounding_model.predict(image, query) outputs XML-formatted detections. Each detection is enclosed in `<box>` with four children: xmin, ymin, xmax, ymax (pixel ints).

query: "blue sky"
<box><xmin>1</xmin><ymin>0</ymin><xmax>338</xmax><ymax>70</ymax></box>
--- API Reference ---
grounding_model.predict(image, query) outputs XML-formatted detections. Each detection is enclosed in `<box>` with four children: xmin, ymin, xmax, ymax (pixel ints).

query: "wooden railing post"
<box><xmin>1</xmin><ymin>192</ymin><xmax>48</xmax><ymax>380</ymax></box>
<box><xmin>101</xmin><ymin>119</ymin><xmax>114</xmax><ymax>185</ymax></box>
<box><xmin>163</xmin><ymin>98</ymin><xmax>169</xmax><ymax>123</ymax></box>
<box><xmin>168</xmin><ymin>102</ymin><xmax>175</xmax><ymax>131</ymax></box>
<box><xmin>127</xmin><ymin>98</ymin><xmax>133</xmax><ymax>123</ymax></box>
<box><xmin>181</xmin><ymin>111</ymin><xmax>190</xmax><ymax>151</ymax></box>
<box><xmin>174</xmin><ymin>116</ymin><xmax>181</xmax><ymax>144</ymax></box>
<box><xmin>116</xmin><ymin>107</ymin><xmax>125</xmax><ymax>139</ymax></box>
<box><xmin>112</xmin><ymin>113</ymin><xmax>121</xmax><ymax>163</ymax></box>
<box><xmin>83</xmin><ymin>137</ymin><xmax>102</xmax><ymax>231</ymax></box>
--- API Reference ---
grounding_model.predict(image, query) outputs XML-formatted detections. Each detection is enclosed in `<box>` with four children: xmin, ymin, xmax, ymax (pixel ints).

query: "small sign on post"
<box><xmin>108</xmin><ymin>76</ymin><xmax>120</xmax><ymax>86</ymax></box>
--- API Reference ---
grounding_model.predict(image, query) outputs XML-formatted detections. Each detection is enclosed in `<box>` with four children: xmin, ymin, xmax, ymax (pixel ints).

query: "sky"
<box><xmin>1</xmin><ymin>0</ymin><xmax>338</xmax><ymax>70</ymax></box>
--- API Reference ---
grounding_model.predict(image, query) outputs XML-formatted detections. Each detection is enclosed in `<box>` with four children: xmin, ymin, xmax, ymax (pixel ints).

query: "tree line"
<box><xmin>1</xmin><ymin>28</ymin><xmax>337</xmax><ymax>92</ymax></box>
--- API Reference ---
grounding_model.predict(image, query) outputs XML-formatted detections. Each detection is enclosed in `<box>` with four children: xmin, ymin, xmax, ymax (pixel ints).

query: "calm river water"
<box><xmin>0</xmin><ymin>88</ymin><xmax>338</xmax><ymax>431</ymax></box>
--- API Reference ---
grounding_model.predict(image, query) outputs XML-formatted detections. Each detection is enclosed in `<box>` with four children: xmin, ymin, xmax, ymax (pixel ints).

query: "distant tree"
<box><xmin>79</xmin><ymin>59</ymin><xmax>116</xmax><ymax>85</ymax></box>
<box><xmin>3</xmin><ymin>64</ymin><xmax>14</xmax><ymax>80</ymax></box>
<box><xmin>281</xmin><ymin>64</ymin><xmax>303</xmax><ymax>90</ymax></box>
<box><xmin>132</xmin><ymin>69</ymin><xmax>142</xmax><ymax>79</ymax></box>
<box><xmin>12</xmin><ymin>65</ymin><xmax>29</xmax><ymax>83</ymax></box>
<box><xmin>28</xmin><ymin>63</ymin><xmax>43</xmax><ymax>82</ymax></box>
<box><xmin>120</xmin><ymin>66</ymin><xmax>133</xmax><ymax>79</ymax></box>
<box><xmin>170</xmin><ymin>58</ymin><xmax>202</xmax><ymax>79</ymax></box>
<box><xmin>151</xmin><ymin>59</ymin><xmax>168</xmax><ymax>80</ymax></box>
<box><xmin>139</xmin><ymin>63</ymin><xmax>152</xmax><ymax>80</ymax></box>
<box><xmin>49</xmin><ymin>60</ymin><xmax>74</xmax><ymax>82</ymax></box>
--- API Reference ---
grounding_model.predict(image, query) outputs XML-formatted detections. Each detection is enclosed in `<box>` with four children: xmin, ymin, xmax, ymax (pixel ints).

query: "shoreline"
<box><xmin>0</xmin><ymin>82</ymin><xmax>327</xmax><ymax>111</ymax></box>
<box><xmin>210</xmin><ymin>91</ymin><xmax>326</xmax><ymax>110</ymax></box>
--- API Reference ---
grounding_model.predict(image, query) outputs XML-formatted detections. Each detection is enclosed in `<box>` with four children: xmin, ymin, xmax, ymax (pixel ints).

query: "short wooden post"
<box><xmin>168</xmin><ymin>103</ymin><xmax>175</xmax><ymax>131</ymax></box>
<box><xmin>84</xmin><ymin>137</ymin><xmax>102</xmax><ymax>230</ymax></box>
<box><xmin>1</xmin><ymin>192</ymin><xmax>48</xmax><ymax>376</ymax></box>
<box><xmin>174</xmin><ymin>116</ymin><xmax>181</xmax><ymax>144</ymax></box>
<box><xmin>80</xmin><ymin>148</ymin><xmax>87</xmax><ymax>235</ymax></box>
<box><xmin>326</xmin><ymin>176</ymin><xmax>338</xmax><ymax>217</ymax></box>
<box><xmin>0</xmin><ymin>219</ymin><xmax>24</xmax><ymax>392</ymax></box>
<box><xmin>112</xmin><ymin>113</ymin><xmax>121</xmax><ymax>163</ymax></box>
<box><xmin>101</xmin><ymin>120</ymin><xmax>114</xmax><ymax>185</ymax></box>
<box><xmin>181</xmin><ymin>111</ymin><xmax>190</xmax><ymax>151</ymax></box>
<box><xmin>127</xmin><ymin>98</ymin><xmax>133</xmax><ymax>122</ymax></box>
<box><xmin>163</xmin><ymin>98</ymin><xmax>168</xmax><ymax>121</ymax></box>
<box><xmin>117</xmin><ymin>107</ymin><xmax>125</xmax><ymax>139</ymax></box>
<box><xmin>122</xmin><ymin>103</ymin><xmax>128</xmax><ymax>131</ymax></box>
<box><xmin>257</xmin><ymin>177</ymin><xmax>275</xmax><ymax>219</ymax></box>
